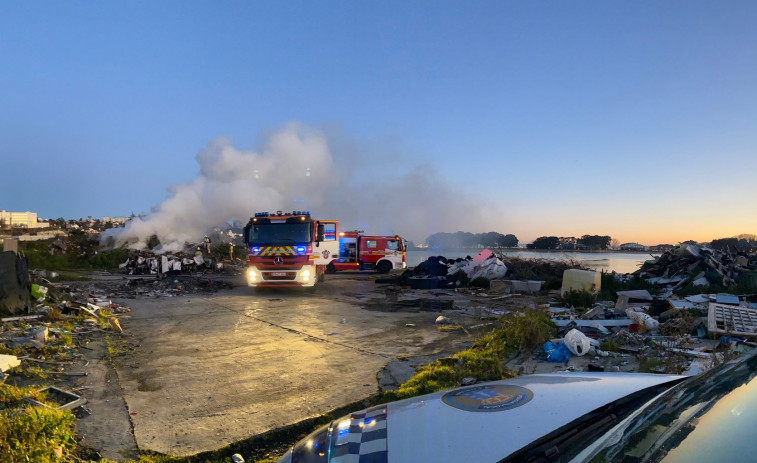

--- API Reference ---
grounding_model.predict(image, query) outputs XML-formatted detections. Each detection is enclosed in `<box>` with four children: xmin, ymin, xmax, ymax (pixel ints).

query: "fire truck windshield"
<box><xmin>248</xmin><ymin>222</ymin><xmax>312</xmax><ymax>244</ymax></box>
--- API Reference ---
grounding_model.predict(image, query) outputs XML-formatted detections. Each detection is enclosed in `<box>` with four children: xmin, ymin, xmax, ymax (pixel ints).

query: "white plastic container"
<box><xmin>561</xmin><ymin>269</ymin><xmax>601</xmax><ymax>296</ymax></box>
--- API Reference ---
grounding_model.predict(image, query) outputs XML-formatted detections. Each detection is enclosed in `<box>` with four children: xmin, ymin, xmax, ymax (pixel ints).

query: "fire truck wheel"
<box><xmin>326</xmin><ymin>263</ymin><xmax>336</xmax><ymax>274</ymax></box>
<box><xmin>376</xmin><ymin>260</ymin><xmax>392</xmax><ymax>274</ymax></box>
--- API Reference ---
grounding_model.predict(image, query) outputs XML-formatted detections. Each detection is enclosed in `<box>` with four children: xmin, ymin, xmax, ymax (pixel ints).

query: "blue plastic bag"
<box><xmin>543</xmin><ymin>341</ymin><xmax>572</xmax><ymax>363</ymax></box>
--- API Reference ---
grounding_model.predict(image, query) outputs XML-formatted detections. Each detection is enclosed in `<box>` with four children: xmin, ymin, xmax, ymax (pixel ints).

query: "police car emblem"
<box><xmin>442</xmin><ymin>385</ymin><xmax>533</xmax><ymax>412</ymax></box>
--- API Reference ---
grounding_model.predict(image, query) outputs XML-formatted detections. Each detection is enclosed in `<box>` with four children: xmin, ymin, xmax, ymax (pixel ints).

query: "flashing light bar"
<box><xmin>254</xmin><ymin>211</ymin><xmax>311</xmax><ymax>217</ymax></box>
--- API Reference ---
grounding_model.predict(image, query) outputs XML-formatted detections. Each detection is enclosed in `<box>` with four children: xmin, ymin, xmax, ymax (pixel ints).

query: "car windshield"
<box><xmin>248</xmin><ymin>222</ymin><xmax>312</xmax><ymax>244</ymax></box>
<box><xmin>570</xmin><ymin>348</ymin><xmax>757</xmax><ymax>462</ymax></box>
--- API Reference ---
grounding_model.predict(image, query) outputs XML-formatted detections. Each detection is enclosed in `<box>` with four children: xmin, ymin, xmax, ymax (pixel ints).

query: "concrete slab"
<box><xmin>0</xmin><ymin>354</ymin><xmax>20</xmax><ymax>372</ymax></box>
<box><xmin>112</xmin><ymin>278</ymin><xmax>474</xmax><ymax>456</ymax></box>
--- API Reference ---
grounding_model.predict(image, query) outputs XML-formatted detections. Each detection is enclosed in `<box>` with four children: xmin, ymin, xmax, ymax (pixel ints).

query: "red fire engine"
<box><xmin>243</xmin><ymin>211</ymin><xmax>339</xmax><ymax>288</ymax></box>
<box><xmin>327</xmin><ymin>231</ymin><xmax>407</xmax><ymax>274</ymax></box>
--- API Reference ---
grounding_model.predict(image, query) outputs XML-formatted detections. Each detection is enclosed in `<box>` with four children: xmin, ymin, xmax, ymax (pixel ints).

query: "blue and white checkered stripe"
<box><xmin>331</xmin><ymin>405</ymin><xmax>388</xmax><ymax>463</ymax></box>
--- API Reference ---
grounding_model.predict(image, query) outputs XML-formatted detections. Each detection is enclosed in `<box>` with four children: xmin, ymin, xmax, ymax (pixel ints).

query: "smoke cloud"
<box><xmin>106</xmin><ymin>122</ymin><xmax>506</xmax><ymax>250</ymax></box>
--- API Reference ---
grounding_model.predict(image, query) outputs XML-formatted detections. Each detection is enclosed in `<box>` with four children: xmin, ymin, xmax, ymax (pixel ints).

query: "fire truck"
<box><xmin>327</xmin><ymin>230</ymin><xmax>406</xmax><ymax>274</ymax></box>
<box><xmin>243</xmin><ymin>211</ymin><xmax>339</xmax><ymax>288</ymax></box>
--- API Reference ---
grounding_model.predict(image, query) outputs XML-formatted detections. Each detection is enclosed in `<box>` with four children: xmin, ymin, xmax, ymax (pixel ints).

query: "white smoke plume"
<box><xmin>106</xmin><ymin>122</ymin><xmax>506</xmax><ymax>250</ymax></box>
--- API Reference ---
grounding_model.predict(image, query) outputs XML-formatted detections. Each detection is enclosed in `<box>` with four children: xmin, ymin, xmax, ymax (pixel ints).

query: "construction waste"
<box><xmin>119</xmin><ymin>252</ymin><xmax>228</xmax><ymax>275</ymax></box>
<box><xmin>388</xmin><ymin>247</ymin><xmax>757</xmax><ymax>377</ymax></box>
<box><xmin>0</xmin><ymin>251</ymin><xmax>32</xmax><ymax>316</ymax></box>
<box><xmin>633</xmin><ymin>244</ymin><xmax>757</xmax><ymax>290</ymax></box>
<box><xmin>399</xmin><ymin>249</ymin><xmax>576</xmax><ymax>290</ymax></box>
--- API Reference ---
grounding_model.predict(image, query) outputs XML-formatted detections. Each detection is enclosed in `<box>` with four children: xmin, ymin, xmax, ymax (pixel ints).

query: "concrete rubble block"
<box><xmin>33</xmin><ymin>327</ymin><xmax>48</xmax><ymax>342</ymax></box>
<box><xmin>0</xmin><ymin>354</ymin><xmax>20</xmax><ymax>372</ymax></box>
<box><xmin>0</xmin><ymin>251</ymin><xmax>32</xmax><ymax>316</ymax></box>
<box><xmin>489</xmin><ymin>280</ymin><xmax>509</xmax><ymax>292</ymax></box>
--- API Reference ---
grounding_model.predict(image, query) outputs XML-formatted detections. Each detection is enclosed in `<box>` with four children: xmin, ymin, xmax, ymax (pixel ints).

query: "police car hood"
<box><xmin>383</xmin><ymin>372</ymin><xmax>682</xmax><ymax>462</ymax></box>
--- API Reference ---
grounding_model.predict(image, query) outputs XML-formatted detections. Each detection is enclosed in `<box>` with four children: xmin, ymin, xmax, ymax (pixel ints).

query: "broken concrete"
<box><xmin>0</xmin><ymin>251</ymin><xmax>31</xmax><ymax>316</ymax></box>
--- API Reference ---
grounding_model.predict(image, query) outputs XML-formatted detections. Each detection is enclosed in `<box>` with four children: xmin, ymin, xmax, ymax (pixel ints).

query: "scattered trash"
<box><xmin>543</xmin><ymin>341</ymin><xmax>572</xmax><ymax>362</ymax></box>
<box><xmin>626</xmin><ymin>309</ymin><xmax>660</xmax><ymax>332</ymax></box>
<box><xmin>435</xmin><ymin>315</ymin><xmax>451</xmax><ymax>325</ymax></box>
<box><xmin>26</xmin><ymin>386</ymin><xmax>87</xmax><ymax>410</ymax></box>
<box><xmin>563</xmin><ymin>329</ymin><xmax>591</xmax><ymax>356</ymax></box>
<box><xmin>561</xmin><ymin>269</ymin><xmax>600</xmax><ymax>296</ymax></box>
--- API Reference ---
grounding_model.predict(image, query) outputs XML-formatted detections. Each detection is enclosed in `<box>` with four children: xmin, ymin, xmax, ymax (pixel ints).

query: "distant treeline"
<box><xmin>527</xmin><ymin>235</ymin><xmax>612</xmax><ymax>250</ymax></box>
<box><xmin>425</xmin><ymin>231</ymin><xmax>519</xmax><ymax>249</ymax></box>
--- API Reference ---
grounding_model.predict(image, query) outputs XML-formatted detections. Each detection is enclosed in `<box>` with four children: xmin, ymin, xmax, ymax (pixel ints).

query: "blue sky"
<box><xmin>1</xmin><ymin>1</ymin><xmax>756</xmax><ymax>244</ymax></box>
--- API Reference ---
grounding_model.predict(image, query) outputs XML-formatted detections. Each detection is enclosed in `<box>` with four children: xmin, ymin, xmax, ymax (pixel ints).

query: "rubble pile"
<box><xmin>400</xmin><ymin>249</ymin><xmax>584</xmax><ymax>290</ymax></box>
<box><xmin>633</xmin><ymin>244</ymin><xmax>757</xmax><ymax>289</ymax></box>
<box><xmin>1</xmin><ymin>278</ymin><xmax>130</xmax><ymax>386</ymax></box>
<box><xmin>119</xmin><ymin>252</ymin><xmax>228</xmax><ymax>275</ymax></box>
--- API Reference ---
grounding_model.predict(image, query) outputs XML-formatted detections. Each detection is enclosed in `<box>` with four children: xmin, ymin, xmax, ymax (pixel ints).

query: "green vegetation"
<box><xmin>597</xmin><ymin>271</ymin><xmax>657</xmax><ymax>301</ymax></box>
<box><xmin>676</xmin><ymin>270</ymin><xmax>757</xmax><ymax>296</ymax></box>
<box><xmin>0</xmin><ymin>385</ymin><xmax>76</xmax><ymax>462</ymax></box>
<box><xmin>18</xmin><ymin>235</ymin><xmax>129</xmax><ymax>271</ymax></box>
<box><xmin>599</xmin><ymin>338</ymin><xmax>620</xmax><ymax>352</ymax></box>
<box><xmin>383</xmin><ymin>310</ymin><xmax>556</xmax><ymax>402</ymax></box>
<box><xmin>561</xmin><ymin>289</ymin><xmax>596</xmax><ymax>309</ymax></box>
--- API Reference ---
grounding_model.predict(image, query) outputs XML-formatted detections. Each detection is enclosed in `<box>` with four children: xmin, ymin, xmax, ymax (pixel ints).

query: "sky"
<box><xmin>1</xmin><ymin>1</ymin><xmax>756</xmax><ymax>245</ymax></box>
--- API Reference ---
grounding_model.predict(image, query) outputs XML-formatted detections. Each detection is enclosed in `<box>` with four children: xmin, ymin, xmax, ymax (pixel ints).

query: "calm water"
<box><xmin>406</xmin><ymin>249</ymin><xmax>658</xmax><ymax>274</ymax></box>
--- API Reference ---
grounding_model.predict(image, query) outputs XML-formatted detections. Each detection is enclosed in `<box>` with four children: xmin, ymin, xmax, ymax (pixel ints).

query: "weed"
<box><xmin>561</xmin><ymin>289</ymin><xmax>595</xmax><ymax>309</ymax></box>
<box><xmin>44</xmin><ymin>307</ymin><xmax>65</xmax><ymax>322</ymax></box>
<box><xmin>437</xmin><ymin>324</ymin><xmax>464</xmax><ymax>333</ymax></box>
<box><xmin>599</xmin><ymin>338</ymin><xmax>620</xmax><ymax>352</ymax></box>
<box><xmin>382</xmin><ymin>310</ymin><xmax>554</xmax><ymax>403</ymax></box>
<box><xmin>496</xmin><ymin>310</ymin><xmax>556</xmax><ymax>351</ymax></box>
<box><xmin>0</xmin><ymin>384</ymin><xmax>76</xmax><ymax>462</ymax></box>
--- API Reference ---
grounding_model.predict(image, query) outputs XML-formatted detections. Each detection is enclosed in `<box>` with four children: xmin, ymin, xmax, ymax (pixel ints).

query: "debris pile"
<box><xmin>399</xmin><ymin>249</ymin><xmax>584</xmax><ymax>290</ymax></box>
<box><xmin>634</xmin><ymin>244</ymin><xmax>757</xmax><ymax>289</ymax></box>
<box><xmin>119</xmin><ymin>251</ymin><xmax>231</xmax><ymax>275</ymax></box>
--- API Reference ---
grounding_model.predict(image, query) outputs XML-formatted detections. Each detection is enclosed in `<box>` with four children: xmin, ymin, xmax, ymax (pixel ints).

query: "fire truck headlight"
<box><xmin>247</xmin><ymin>269</ymin><xmax>257</xmax><ymax>280</ymax></box>
<box><xmin>301</xmin><ymin>269</ymin><xmax>311</xmax><ymax>281</ymax></box>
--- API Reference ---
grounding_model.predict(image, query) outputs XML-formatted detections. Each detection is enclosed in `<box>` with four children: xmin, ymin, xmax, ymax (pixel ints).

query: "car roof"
<box><xmin>380</xmin><ymin>372</ymin><xmax>683</xmax><ymax>462</ymax></box>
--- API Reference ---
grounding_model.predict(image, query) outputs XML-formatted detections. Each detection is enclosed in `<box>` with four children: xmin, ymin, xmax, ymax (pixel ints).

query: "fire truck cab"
<box><xmin>328</xmin><ymin>231</ymin><xmax>406</xmax><ymax>274</ymax></box>
<box><xmin>243</xmin><ymin>211</ymin><xmax>339</xmax><ymax>288</ymax></box>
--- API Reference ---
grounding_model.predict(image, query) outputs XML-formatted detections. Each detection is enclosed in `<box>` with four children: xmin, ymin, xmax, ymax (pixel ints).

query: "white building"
<box><xmin>102</xmin><ymin>216</ymin><xmax>130</xmax><ymax>224</ymax></box>
<box><xmin>0</xmin><ymin>210</ymin><xmax>49</xmax><ymax>228</ymax></box>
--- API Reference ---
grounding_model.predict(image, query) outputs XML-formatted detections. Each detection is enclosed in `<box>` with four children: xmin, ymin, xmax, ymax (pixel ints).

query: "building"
<box><xmin>102</xmin><ymin>216</ymin><xmax>130</xmax><ymax>224</ymax></box>
<box><xmin>0</xmin><ymin>210</ymin><xmax>49</xmax><ymax>228</ymax></box>
<box><xmin>619</xmin><ymin>242</ymin><xmax>647</xmax><ymax>251</ymax></box>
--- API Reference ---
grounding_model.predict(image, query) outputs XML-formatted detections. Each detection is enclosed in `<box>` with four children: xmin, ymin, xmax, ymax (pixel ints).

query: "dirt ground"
<box><xmin>75</xmin><ymin>273</ymin><xmax>493</xmax><ymax>459</ymax></box>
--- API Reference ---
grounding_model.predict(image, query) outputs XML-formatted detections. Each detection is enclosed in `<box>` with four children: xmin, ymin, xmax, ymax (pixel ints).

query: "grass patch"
<box><xmin>0</xmin><ymin>384</ymin><xmax>76</xmax><ymax>462</ymax></box>
<box><xmin>599</xmin><ymin>338</ymin><xmax>620</xmax><ymax>352</ymax></box>
<box><xmin>598</xmin><ymin>272</ymin><xmax>657</xmax><ymax>301</ymax></box>
<box><xmin>382</xmin><ymin>310</ymin><xmax>556</xmax><ymax>402</ymax></box>
<box><xmin>561</xmin><ymin>289</ymin><xmax>596</xmax><ymax>309</ymax></box>
<box><xmin>437</xmin><ymin>324</ymin><xmax>465</xmax><ymax>333</ymax></box>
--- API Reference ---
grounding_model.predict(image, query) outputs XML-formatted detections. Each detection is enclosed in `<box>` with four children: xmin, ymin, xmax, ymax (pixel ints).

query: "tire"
<box><xmin>376</xmin><ymin>260</ymin><xmax>392</xmax><ymax>274</ymax></box>
<box><xmin>326</xmin><ymin>262</ymin><xmax>336</xmax><ymax>274</ymax></box>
